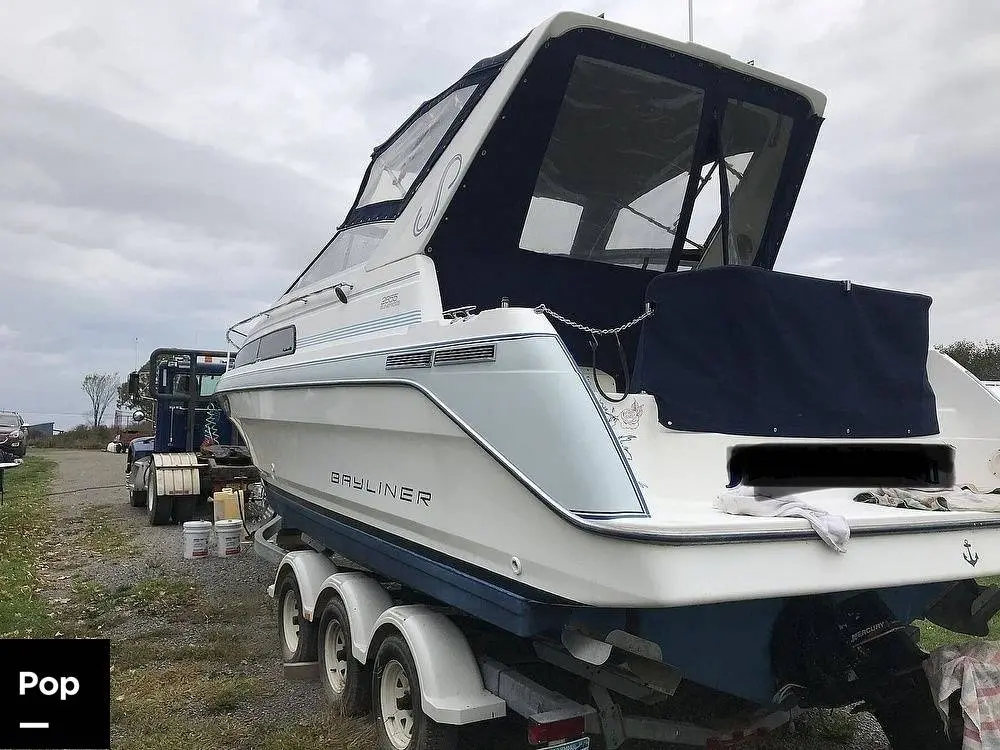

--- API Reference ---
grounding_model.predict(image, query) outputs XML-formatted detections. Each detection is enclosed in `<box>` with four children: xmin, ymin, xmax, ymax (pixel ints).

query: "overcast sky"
<box><xmin>1</xmin><ymin>0</ymin><xmax>998</xmax><ymax>428</ymax></box>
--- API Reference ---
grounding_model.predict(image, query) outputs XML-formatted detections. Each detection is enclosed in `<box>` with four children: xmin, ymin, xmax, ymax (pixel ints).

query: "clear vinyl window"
<box><xmin>518</xmin><ymin>56</ymin><xmax>795</xmax><ymax>271</ymax></box>
<box><xmin>357</xmin><ymin>85</ymin><xmax>477</xmax><ymax>207</ymax></box>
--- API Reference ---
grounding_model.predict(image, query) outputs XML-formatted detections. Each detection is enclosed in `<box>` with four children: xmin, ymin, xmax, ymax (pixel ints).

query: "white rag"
<box><xmin>714</xmin><ymin>486</ymin><xmax>851</xmax><ymax>553</ymax></box>
<box><xmin>924</xmin><ymin>641</ymin><xmax>1000</xmax><ymax>750</ymax></box>
<box><xmin>855</xmin><ymin>486</ymin><xmax>1000</xmax><ymax>513</ymax></box>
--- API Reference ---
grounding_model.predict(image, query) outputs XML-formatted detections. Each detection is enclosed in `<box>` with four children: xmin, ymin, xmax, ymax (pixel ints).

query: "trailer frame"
<box><xmin>254</xmin><ymin>515</ymin><xmax>802</xmax><ymax>750</ymax></box>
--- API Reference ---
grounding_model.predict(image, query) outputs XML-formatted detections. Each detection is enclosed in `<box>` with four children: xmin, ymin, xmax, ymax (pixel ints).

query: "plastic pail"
<box><xmin>182</xmin><ymin>521</ymin><xmax>212</xmax><ymax>559</ymax></box>
<box><xmin>215</xmin><ymin>519</ymin><xmax>243</xmax><ymax>557</ymax></box>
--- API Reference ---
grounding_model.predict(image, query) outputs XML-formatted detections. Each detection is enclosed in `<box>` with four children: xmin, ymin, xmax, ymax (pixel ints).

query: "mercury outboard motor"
<box><xmin>771</xmin><ymin>591</ymin><xmax>961</xmax><ymax>749</ymax></box>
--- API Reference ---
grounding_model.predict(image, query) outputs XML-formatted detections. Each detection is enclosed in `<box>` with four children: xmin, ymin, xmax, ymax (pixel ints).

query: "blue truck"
<box><xmin>123</xmin><ymin>348</ymin><xmax>261</xmax><ymax>526</ymax></box>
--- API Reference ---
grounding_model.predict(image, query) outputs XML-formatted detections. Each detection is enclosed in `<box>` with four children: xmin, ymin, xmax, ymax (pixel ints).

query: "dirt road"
<box><xmin>30</xmin><ymin>449</ymin><xmax>889</xmax><ymax>750</ymax></box>
<box><xmin>34</xmin><ymin>449</ymin><xmax>367</xmax><ymax>750</ymax></box>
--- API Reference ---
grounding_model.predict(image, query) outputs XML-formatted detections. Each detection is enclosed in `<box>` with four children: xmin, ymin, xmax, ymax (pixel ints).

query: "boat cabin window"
<box><xmin>257</xmin><ymin>326</ymin><xmax>296</xmax><ymax>362</ymax></box>
<box><xmin>357</xmin><ymin>85</ymin><xmax>478</xmax><ymax>207</ymax></box>
<box><xmin>290</xmin><ymin>223</ymin><xmax>389</xmax><ymax>292</ymax></box>
<box><xmin>233</xmin><ymin>338</ymin><xmax>260</xmax><ymax>369</ymax></box>
<box><xmin>232</xmin><ymin>325</ymin><xmax>296</xmax><ymax>369</ymax></box>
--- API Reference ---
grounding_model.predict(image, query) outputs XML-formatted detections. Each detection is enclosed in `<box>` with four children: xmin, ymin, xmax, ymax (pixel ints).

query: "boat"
<box><xmin>217</xmin><ymin>11</ymin><xmax>1000</xmax><ymax>745</ymax></box>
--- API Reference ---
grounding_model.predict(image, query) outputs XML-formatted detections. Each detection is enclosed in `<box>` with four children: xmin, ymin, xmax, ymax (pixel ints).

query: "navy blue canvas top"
<box><xmin>632</xmin><ymin>266</ymin><xmax>939</xmax><ymax>438</ymax></box>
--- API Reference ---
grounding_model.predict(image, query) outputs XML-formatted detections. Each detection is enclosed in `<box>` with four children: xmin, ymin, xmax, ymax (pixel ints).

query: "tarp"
<box><xmin>632</xmin><ymin>265</ymin><xmax>939</xmax><ymax>438</ymax></box>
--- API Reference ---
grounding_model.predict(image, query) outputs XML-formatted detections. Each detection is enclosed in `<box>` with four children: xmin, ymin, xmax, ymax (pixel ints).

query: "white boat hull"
<box><xmin>224</xmin><ymin>376</ymin><xmax>1000</xmax><ymax>610</ymax></box>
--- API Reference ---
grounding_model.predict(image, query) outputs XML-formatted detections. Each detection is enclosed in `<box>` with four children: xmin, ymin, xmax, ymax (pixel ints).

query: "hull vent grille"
<box><xmin>385</xmin><ymin>351</ymin><xmax>433</xmax><ymax>370</ymax></box>
<box><xmin>433</xmin><ymin>344</ymin><xmax>497</xmax><ymax>366</ymax></box>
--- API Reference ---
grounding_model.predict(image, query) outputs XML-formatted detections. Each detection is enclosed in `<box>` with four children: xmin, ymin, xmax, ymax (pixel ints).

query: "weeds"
<box><xmin>80</xmin><ymin>504</ymin><xmax>139</xmax><ymax>556</ymax></box>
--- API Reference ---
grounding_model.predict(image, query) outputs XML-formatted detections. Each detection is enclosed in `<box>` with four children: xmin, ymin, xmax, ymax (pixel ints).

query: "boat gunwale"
<box><xmin>219</xmin><ymin>375</ymin><xmax>1000</xmax><ymax>545</ymax></box>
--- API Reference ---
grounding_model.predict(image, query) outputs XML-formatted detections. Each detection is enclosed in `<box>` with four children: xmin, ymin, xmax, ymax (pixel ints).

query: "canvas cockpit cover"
<box><xmin>632</xmin><ymin>266</ymin><xmax>939</xmax><ymax>438</ymax></box>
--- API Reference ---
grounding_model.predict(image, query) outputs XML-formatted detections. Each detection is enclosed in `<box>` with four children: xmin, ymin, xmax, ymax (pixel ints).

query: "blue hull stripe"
<box><xmin>298</xmin><ymin>310</ymin><xmax>422</xmax><ymax>348</ymax></box>
<box><xmin>266</xmin><ymin>482</ymin><xmax>578</xmax><ymax>637</ymax></box>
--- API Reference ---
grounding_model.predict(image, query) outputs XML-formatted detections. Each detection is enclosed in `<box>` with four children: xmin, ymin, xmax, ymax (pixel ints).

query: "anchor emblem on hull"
<box><xmin>963</xmin><ymin>540</ymin><xmax>979</xmax><ymax>567</ymax></box>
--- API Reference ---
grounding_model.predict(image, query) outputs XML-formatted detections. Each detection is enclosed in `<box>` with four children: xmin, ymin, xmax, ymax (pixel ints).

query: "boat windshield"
<box><xmin>517</xmin><ymin>56</ymin><xmax>793</xmax><ymax>271</ymax></box>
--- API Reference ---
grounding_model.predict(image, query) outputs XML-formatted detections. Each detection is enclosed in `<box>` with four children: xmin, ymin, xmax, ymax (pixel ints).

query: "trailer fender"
<box><xmin>368</xmin><ymin>604</ymin><xmax>506</xmax><ymax>725</ymax></box>
<box><xmin>270</xmin><ymin>551</ymin><xmax>338</xmax><ymax>621</ymax></box>
<box><xmin>314</xmin><ymin>573</ymin><xmax>393</xmax><ymax>662</ymax></box>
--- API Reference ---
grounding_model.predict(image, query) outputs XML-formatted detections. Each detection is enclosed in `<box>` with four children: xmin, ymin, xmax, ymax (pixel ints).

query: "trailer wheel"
<box><xmin>276</xmin><ymin>571</ymin><xmax>317</xmax><ymax>664</ymax></box>
<box><xmin>146</xmin><ymin>470</ymin><xmax>173</xmax><ymax>526</ymax></box>
<box><xmin>317</xmin><ymin>596</ymin><xmax>368</xmax><ymax>716</ymax></box>
<box><xmin>372</xmin><ymin>634</ymin><xmax>457</xmax><ymax>750</ymax></box>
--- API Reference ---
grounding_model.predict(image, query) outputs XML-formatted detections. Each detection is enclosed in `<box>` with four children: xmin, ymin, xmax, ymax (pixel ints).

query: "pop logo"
<box><xmin>19</xmin><ymin>672</ymin><xmax>80</xmax><ymax>701</ymax></box>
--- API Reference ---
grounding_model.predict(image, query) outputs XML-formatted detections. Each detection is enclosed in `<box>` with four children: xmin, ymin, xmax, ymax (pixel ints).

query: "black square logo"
<box><xmin>1</xmin><ymin>638</ymin><xmax>110</xmax><ymax>749</ymax></box>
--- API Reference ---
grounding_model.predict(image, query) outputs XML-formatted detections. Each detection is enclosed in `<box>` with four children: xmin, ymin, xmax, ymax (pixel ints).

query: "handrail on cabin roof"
<box><xmin>225</xmin><ymin>280</ymin><xmax>357</xmax><ymax>349</ymax></box>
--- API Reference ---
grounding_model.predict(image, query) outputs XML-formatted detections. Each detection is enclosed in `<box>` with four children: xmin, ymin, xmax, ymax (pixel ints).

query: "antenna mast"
<box><xmin>688</xmin><ymin>0</ymin><xmax>694</xmax><ymax>42</ymax></box>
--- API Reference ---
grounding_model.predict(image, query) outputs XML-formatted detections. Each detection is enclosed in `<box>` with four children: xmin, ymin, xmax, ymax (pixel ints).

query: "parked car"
<box><xmin>0</xmin><ymin>411</ymin><xmax>27</xmax><ymax>458</ymax></box>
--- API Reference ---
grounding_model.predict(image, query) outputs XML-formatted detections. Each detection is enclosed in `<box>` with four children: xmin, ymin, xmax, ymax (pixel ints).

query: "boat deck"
<box><xmin>599</xmin><ymin>486</ymin><xmax>1000</xmax><ymax>540</ymax></box>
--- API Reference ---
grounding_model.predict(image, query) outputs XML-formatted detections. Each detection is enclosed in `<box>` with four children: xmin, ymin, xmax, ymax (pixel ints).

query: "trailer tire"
<box><xmin>317</xmin><ymin>596</ymin><xmax>368</xmax><ymax>716</ymax></box>
<box><xmin>129</xmin><ymin>489</ymin><xmax>145</xmax><ymax>508</ymax></box>
<box><xmin>276</xmin><ymin>570</ymin><xmax>317</xmax><ymax>664</ymax></box>
<box><xmin>146</xmin><ymin>471</ymin><xmax>173</xmax><ymax>526</ymax></box>
<box><xmin>372</xmin><ymin>634</ymin><xmax>457</xmax><ymax>750</ymax></box>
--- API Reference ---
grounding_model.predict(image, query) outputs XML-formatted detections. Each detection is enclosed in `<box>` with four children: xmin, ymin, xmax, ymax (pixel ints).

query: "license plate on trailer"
<box><xmin>546</xmin><ymin>740</ymin><xmax>590</xmax><ymax>750</ymax></box>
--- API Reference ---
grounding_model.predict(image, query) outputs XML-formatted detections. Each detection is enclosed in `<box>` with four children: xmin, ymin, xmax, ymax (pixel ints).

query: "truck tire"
<box><xmin>276</xmin><ymin>570</ymin><xmax>318</xmax><ymax>664</ymax></box>
<box><xmin>372</xmin><ymin>634</ymin><xmax>457</xmax><ymax>750</ymax></box>
<box><xmin>129</xmin><ymin>489</ymin><xmax>145</xmax><ymax>508</ymax></box>
<box><xmin>172</xmin><ymin>495</ymin><xmax>197</xmax><ymax>524</ymax></box>
<box><xmin>146</xmin><ymin>471</ymin><xmax>173</xmax><ymax>526</ymax></box>
<box><xmin>317</xmin><ymin>595</ymin><xmax>368</xmax><ymax>716</ymax></box>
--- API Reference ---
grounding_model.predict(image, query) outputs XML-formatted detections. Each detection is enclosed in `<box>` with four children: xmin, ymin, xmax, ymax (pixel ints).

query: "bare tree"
<box><xmin>82</xmin><ymin>372</ymin><xmax>119</xmax><ymax>428</ymax></box>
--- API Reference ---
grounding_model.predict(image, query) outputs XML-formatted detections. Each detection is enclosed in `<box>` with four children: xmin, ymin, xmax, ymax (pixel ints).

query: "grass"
<box><xmin>792</xmin><ymin>709</ymin><xmax>857</xmax><ymax>745</ymax></box>
<box><xmin>106</xmin><ymin>625</ymin><xmax>375</xmax><ymax>750</ymax></box>
<box><xmin>917</xmin><ymin>574</ymin><xmax>1000</xmax><ymax>652</ymax></box>
<box><xmin>0</xmin><ymin>455</ymin><xmax>57</xmax><ymax>637</ymax></box>
<box><xmin>71</xmin><ymin>575</ymin><xmax>201</xmax><ymax>628</ymax></box>
<box><xmin>0</xmin><ymin>453</ymin><xmax>377</xmax><ymax>750</ymax></box>
<box><xmin>81</xmin><ymin>503</ymin><xmax>139</xmax><ymax>556</ymax></box>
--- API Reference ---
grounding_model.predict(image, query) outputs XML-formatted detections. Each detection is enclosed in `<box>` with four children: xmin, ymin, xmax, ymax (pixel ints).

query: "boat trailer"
<box><xmin>254</xmin><ymin>515</ymin><xmax>804</xmax><ymax>750</ymax></box>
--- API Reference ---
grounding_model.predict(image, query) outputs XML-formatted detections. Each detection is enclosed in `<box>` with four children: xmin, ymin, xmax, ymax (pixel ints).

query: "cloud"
<box><xmin>0</xmin><ymin>1</ymin><xmax>997</xmax><ymax>426</ymax></box>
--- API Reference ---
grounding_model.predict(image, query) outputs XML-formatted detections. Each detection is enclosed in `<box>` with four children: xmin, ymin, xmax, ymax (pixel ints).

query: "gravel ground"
<box><xmin>32</xmin><ymin>449</ymin><xmax>892</xmax><ymax>749</ymax></box>
<box><xmin>34</xmin><ymin>449</ymin><xmax>333</xmax><ymax>748</ymax></box>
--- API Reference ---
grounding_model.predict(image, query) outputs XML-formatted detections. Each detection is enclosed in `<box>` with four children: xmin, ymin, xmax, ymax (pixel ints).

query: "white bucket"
<box><xmin>182</xmin><ymin>521</ymin><xmax>212</xmax><ymax>559</ymax></box>
<box><xmin>215</xmin><ymin>519</ymin><xmax>243</xmax><ymax>557</ymax></box>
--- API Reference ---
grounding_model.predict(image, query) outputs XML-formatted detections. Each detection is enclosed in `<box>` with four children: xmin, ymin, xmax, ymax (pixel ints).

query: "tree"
<box><xmin>936</xmin><ymin>339</ymin><xmax>1000</xmax><ymax>381</ymax></box>
<box><xmin>117</xmin><ymin>381</ymin><xmax>131</xmax><ymax>410</ymax></box>
<box><xmin>117</xmin><ymin>362</ymin><xmax>153</xmax><ymax>418</ymax></box>
<box><xmin>82</xmin><ymin>372</ymin><xmax>119</xmax><ymax>428</ymax></box>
